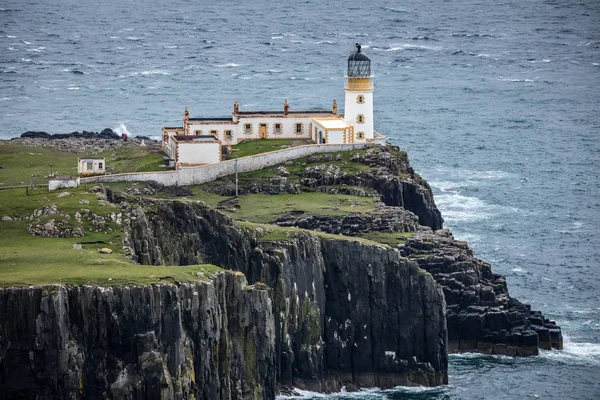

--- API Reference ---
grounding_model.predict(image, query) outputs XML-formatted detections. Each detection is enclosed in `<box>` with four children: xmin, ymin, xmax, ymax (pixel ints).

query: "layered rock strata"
<box><xmin>122</xmin><ymin>197</ymin><xmax>449</xmax><ymax>392</ymax></box>
<box><xmin>0</xmin><ymin>274</ymin><xmax>275</xmax><ymax>400</ymax></box>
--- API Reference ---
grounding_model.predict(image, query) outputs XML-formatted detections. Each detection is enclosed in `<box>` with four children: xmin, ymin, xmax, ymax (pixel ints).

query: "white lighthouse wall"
<box><xmin>344</xmin><ymin>91</ymin><xmax>374</xmax><ymax>139</ymax></box>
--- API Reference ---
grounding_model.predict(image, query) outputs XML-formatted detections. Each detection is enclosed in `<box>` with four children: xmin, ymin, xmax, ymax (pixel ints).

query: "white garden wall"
<box><xmin>81</xmin><ymin>142</ymin><xmax>378</xmax><ymax>187</ymax></box>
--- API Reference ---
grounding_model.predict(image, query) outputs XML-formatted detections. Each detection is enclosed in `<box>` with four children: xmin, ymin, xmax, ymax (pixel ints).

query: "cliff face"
<box><xmin>0</xmin><ymin>274</ymin><xmax>275</xmax><ymax>400</ymax></box>
<box><xmin>123</xmin><ymin>198</ymin><xmax>449</xmax><ymax>391</ymax></box>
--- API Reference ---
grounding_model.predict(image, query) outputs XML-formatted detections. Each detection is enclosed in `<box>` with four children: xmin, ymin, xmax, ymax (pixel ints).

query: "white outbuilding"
<box><xmin>78</xmin><ymin>158</ymin><xmax>106</xmax><ymax>176</ymax></box>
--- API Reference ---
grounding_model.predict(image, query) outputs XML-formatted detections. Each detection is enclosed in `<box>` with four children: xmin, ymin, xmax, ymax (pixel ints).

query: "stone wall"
<box><xmin>81</xmin><ymin>143</ymin><xmax>374</xmax><ymax>187</ymax></box>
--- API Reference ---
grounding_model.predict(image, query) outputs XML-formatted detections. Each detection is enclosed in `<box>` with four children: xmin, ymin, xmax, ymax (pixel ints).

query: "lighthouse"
<box><xmin>344</xmin><ymin>43</ymin><xmax>374</xmax><ymax>141</ymax></box>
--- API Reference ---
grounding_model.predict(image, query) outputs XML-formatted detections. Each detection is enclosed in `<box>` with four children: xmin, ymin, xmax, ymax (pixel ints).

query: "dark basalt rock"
<box><xmin>0</xmin><ymin>274</ymin><xmax>276</xmax><ymax>400</ymax></box>
<box><xmin>402</xmin><ymin>229</ymin><xmax>563</xmax><ymax>355</ymax></box>
<box><xmin>19</xmin><ymin>128</ymin><xmax>121</xmax><ymax>140</ymax></box>
<box><xmin>19</xmin><ymin>130</ymin><xmax>51</xmax><ymax>139</ymax></box>
<box><xmin>275</xmin><ymin>202</ymin><xmax>423</xmax><ymax>235</ymax></box>
<box><xmin>120</xmin><ymin>197</ymin><xmax>449</xmax><ymax>392</ymax></box>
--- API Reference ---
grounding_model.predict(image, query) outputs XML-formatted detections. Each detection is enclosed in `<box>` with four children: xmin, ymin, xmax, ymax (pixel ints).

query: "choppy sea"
<box><xmin>1</xmin><ymin>0</ymin><xmax>599</xmax><ymax>398</ymax></box>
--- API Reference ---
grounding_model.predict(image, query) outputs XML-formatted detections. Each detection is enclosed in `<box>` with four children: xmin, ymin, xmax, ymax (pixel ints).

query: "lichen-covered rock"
<box><xmin>121</xmin><ymin>197</ymin><xmax>449</xmax><ymax>392</ymax></box>
<box><xmin>0</xmin><ymin>274</ymin><xmax>275</xmax><ymax>400</ymax></box>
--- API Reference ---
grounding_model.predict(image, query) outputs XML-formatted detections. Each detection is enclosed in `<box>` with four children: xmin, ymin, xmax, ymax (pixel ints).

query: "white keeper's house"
<box><xmin>162</xmin><ymin>44</ymin><xmax>385</xmax><ymax>168</ymax></box>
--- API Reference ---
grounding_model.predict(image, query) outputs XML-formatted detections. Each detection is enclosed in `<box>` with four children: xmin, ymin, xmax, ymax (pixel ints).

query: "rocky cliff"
<box><xmin>401</xmin><ymin>230</ymin><xmax>563</xmax><ymax>355</ymax></box>
<box><xmin>122</xmin><ymin>197</ymin><xmax>449</xmax><ymax>392</ymax></box>
<box><xmin>0</xmin><ymin>273</ymin><xmax>275</xmax><ymax>400</ymax></box>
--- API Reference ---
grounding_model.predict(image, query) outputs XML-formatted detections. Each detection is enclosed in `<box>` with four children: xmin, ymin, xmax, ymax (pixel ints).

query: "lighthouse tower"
<box><xmin>344</xmin><ymin>43</ymin><xmax>374</xmax><ymax>140</ymax></box>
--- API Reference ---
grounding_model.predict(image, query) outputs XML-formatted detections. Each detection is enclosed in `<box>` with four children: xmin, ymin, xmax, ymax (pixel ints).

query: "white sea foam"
<box><xmin>6</xmin><ymin>35</ymin><xmax>16</xmax><ymax>38</ymax></box>
<box><xmin>163</xmin><ymin>45</ymin><xmax>178</xmax><ymax>49</ymax></box>
<box><xmin>540</xmin><ymin>337</ymin><xmax>600</xmax><ymax>365</ymax></box>
<box><xmin>67</xmin><ymin>87</ymin><xmax>79</xmax><ymax>90</ymax></box>
<box><xmin>113</xmin><ymin>123</ymin><xmax>131</xmax><ymax>137</ymax></box>
<box><xmin>140</xmin><ymin>70</ymin><xmax>169</xmax><ymax>75</ymax></box>
<box><xmin>498</xmin><ymin>76</ymin><xmax>536</xmax><ymax>82</ymax></box>
<box><xmin>22</xmin><ymin>40</ymin><xmax>31</xmax><ymax>45</ymax></box>
<box><xmin>511</xmin><ymin>267</ymin><xmax>527</xmax><ymax>273</ymax></box>
<box><xmin>0</xmin><ymin>97</ymin><xmax>10</xmax><ymax>101</ymax></box>
<box><xmin>218</xmin><ymin>63</ymin><xmax>241</xmax><ymax>68</ymax></box>
<box><xmin>7</xmin><ymin>47</ymin><xmax>17</xmax><ymax>51</ymax></box>
<box><xmin>277</xmin><ymin>385</ymin><xmax>446</xmax><ymax>399</ymax></box>
<box><xmin>434</xmin><ymin>192</ymin><xmax>517</xmax><ymax>224</ymax></box>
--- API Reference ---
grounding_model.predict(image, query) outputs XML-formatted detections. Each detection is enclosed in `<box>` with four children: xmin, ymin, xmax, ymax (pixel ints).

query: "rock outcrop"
<box><xmin>400</xmin><ymin>230</ymin><xmax>563</xmax><ymax>355</ymax></box>
<box><xmin>0</xmin><ymin>274</ymin><xmax>276</xmax><ymax>400</ymax></box>
<box><xmin>121</xmin><ymin>197</ymin><xmax>449</xmax><ymax>392</ymax></box>
<box><xmin>274</xmin><ymin>202</ymin><xmax>423</xmax><ymax>235</ymax></box>
<box><xmin>206</xmin><ymin>146</ymin><xmax>443</xmax><ymax>230</ymax></box>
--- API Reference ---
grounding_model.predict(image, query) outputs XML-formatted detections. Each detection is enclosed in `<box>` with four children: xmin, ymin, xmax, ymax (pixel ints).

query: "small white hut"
<box><xmin>78</xmin><ymin>158</ymin><xmax>106</xmax><ymax>176</ymax></box>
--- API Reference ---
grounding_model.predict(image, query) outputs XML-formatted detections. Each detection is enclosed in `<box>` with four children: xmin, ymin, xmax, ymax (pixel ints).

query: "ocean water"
<box><xmin>1</xmin><ymin>0</ymin><xmax>599</xmax><ymax>398</ymax></box>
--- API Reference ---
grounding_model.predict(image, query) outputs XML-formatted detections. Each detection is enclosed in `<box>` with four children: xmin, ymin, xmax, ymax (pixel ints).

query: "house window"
<box><xmin>195</xmin><ymin>130</ymin><xmax>202</xmax><ymax>136</ymax></box>
<box><xmin>295</xmin><ymin>123</ymin><xmax>303</xmax><ymax>134</ymax></box>
<box><xmin>275</xmin><ymin>123</ymin><xmax>281</xmax><ymax>134</ymax></box>
<box><xmin>356</xmin><ymin>114</ymin><xmax>365</xmax><ymax>124</ymax></box>
<box><xmin>98</xmin><ymin>162</ymin><xmax>103</xmax><ymax>170</ymax></box>
<box><xmin>210</xmin><ymin>130</ymin><xmax>218</xmax><ymax>137</ymax></box>
<box><xmin>86</xmin><ymin>162</ymin><xmax>93</xmax><ymax>170</ymax></box>
<box><xmin>244</xmin><ymin>124</ymin><xmax>252</xmax><ymax>135</ymax></box>
<box><xmin>225</xmin><ymin>130</ymin><xmax>232</xmax><ymax>140</ymax></box>
<box><xmin>357</xmin><ymin>95</ymin><xmax>365</xmax><ymax>104</ymax></box>
<box><xmin>357</xmin><ymin>131</ymin><xmax>365</xmax><ymax>140</ymax></box>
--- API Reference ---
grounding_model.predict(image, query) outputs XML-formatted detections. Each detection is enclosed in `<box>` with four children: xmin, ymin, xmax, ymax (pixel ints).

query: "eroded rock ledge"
<box><xmin>401</xmin><ymin>230</ymin><xmax>563</xmax><ymax>355</ymax></box>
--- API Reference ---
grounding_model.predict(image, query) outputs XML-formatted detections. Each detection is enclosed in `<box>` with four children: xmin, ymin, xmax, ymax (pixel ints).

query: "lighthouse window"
<box><xmin>295</xmin><ymin>123</ymin><xmax>303</xmax><ymax>134</ymax></box>
<box><xmin>210</xmin><ymin>130</ymin><xmax>218</xmax><ymax>137</ymax></box>
<box><xmin>195</xmin><ymin>130</ymin><xmax>202</xmax><ymax>136</ymax></box>
<box><xmin>357</xmin><ymin>95</ymin><xmax>365</xmax><ymax>104</ymax></box>
<box><xmin>275</xmin><ymin>123</ymin><xmax>281</xmax><ymax>134</ymax></box>
<box><xmin>244</xmin><ymin>124</ymin><xmax>252</xmax><ymax>135</ymax></box>
<box><xmin>357</xmin><ymin>114</ymin><xmax>365</xmax><ymax>124</ymax></box>
<box><xmin>357</xmin><ymin>131</ymin><xmax>365</xmax><ymax>140</ymax></box>
<box><xmin>225</xmin><ymin>130</ymin><xmax>232</xmax><ymax>140</ymax></box>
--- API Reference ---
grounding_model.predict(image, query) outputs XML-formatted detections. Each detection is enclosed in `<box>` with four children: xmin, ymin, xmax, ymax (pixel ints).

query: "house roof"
<box><xmin>312</xmin><ymin>118</ymin><xmax>349</xmax><ymax>130</ymax></box>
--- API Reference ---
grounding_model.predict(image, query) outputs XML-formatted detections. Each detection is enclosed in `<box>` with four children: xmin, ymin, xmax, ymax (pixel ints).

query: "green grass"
<box><xmin>229</xmin><ymin>139</ymin><xmax>304</xmax><ymax>159</ymax></box>
<box><xmin>0</xmin><ymin>185</ymin><xmax>224</xmax><ymax>287</ymax></box>
<box><xmin>356</xmin><ymin>231</ymin><xmax>415</xmax><ymax>247</ymax></box>
<box><xmin>99</xmin><ymin>145</ymin><xmax>166</xmax><ymax>173</ymax></box>
<box><xmin>0</xmin><ymin>220</ymin><xmax>224</xmax><ymax>287</ymax></box>
<box><xmin>224</xmin><ymin>192</ymin><xmax>376</xmax><ymax>224</ymax></box>
<box><xmin>0</xmin><ymin>142</ymin><xmax>81</xmax><ymax>187</ymax></box>
<box><xmin>0</xmin><ymin>142</ymin><xmax>166</xmax><ymax>188</ymax></box>
<box><xmin>237</xmin><ymin>221</ymin><xmax>389</xmax><ymax>248</ymax></box>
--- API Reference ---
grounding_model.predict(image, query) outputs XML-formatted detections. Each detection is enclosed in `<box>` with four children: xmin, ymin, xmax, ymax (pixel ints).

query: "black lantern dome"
<box><xmin>347</xmin><ymin>43</ymin><xmax>371</xmax><ymax>78</ymax></box>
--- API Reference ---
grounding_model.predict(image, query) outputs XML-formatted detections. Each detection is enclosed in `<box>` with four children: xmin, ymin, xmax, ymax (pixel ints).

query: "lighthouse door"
<box><xmin>259</xmin><ymin>123</ymin><xmax>267</xmax><ymax>139</ymax></box>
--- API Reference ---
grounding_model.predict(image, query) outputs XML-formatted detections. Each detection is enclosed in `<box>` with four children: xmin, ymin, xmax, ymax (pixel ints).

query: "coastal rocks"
<box><xmin>20</xmin><ymin>128</ymin><xmax>121</xmax><ymax>140</ymax></box>
<box><xmin>10</xmin><ymin>135</ymin><xmax>159</xmax><ymax>154</ymax></box>
<box><xmin>0</xmin><ymin>274</ymin><xmax>276</xmax><ymax>400</ymax></box>
<box><xmin>27</xmin><ymin>219</ymin><xmax>84</xmax><ymax>238</ymax></box>
<box><xmin>402</xmin><ymin>230</ymin><xmax>563</xmax><ymax>355</ymax></box>
<box><xmin>121</xmin><ymin>198</ymin><xmax>449</xmax><ymax>391</ymax></box>
<box><xmin>275</xmin><ymin>202</ymin><xmax>423</xmax><ymax>235</ymax></box>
